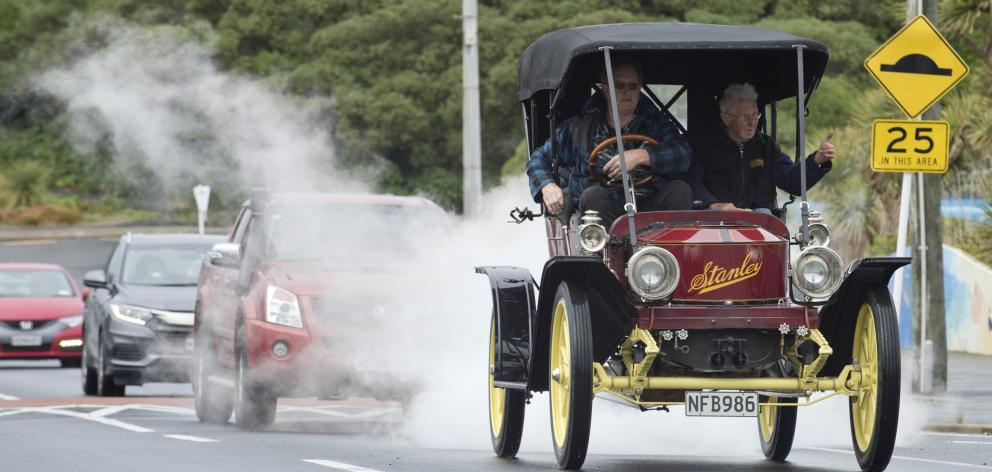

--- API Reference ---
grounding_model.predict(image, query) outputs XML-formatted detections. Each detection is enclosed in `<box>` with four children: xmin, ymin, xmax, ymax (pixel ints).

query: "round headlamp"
<box><xmin>793</xmin><ymin>246</ymin><xmax>843</xmax><ymax>299</ymax></box>
<box><xmin>577</xmin><ymin>223</ymin><xmax>608</xmax><ymax>253</ymax></box>
<box><xmin>626</xmin><ymin>246</ymin><xmax>680</xmax><ymax>301</ymax></box>
<box><xmin>806</xmin><ymin>223</ymin><xmax>831</xmax><ymax>247</ymax></box>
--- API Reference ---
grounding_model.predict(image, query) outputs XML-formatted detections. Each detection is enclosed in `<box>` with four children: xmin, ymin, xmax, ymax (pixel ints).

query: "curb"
<box><xmin>0</xmin><ymin>225</ymin><xmax>227</xmax><ymax>242</ymax></box>
<box><xmin>924</xmin><ymin>423</ymin><xmax>992</xmax><ymax>435</ymax></box>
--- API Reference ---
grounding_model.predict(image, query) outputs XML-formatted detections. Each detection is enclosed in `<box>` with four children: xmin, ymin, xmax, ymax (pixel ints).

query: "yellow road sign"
<box><xmin>871</xmin><ymin>120</ymin><xmax>948</xmax><ymax>173</ymax></box>
<box><xmin>864</xmin><ymin>15</ymin><xmax>969</xmax><ymax>118</ymax></box>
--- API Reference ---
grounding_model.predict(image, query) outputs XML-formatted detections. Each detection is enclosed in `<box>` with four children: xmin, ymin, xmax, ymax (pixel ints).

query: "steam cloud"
<box><xmin>39</xmin><ymin>23</ymin><xmax>366</xmax><ymax>197</ymax></box>
<box><xmin>37</xmin><ymin>23</ymin><xmax>927</xmax><ymax>461</ymax></box>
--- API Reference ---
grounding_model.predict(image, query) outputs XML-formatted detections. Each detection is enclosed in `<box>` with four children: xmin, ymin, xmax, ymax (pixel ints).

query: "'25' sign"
<box><xmin>870</xmin><ymin>120</ymin><xmax>948</xmax><ymax>174</ymax></box>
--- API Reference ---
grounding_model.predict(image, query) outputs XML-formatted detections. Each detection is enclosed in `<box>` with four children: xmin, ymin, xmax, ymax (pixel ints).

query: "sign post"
<box><xmin>193</xmin><ymin>185</ymin><xmax>211</xmax><ymax>235</ymax></box>
<box><xmin>865</xmin><ymin>14</ymin><xmax>967</xmax><ymax>393</ymax></box>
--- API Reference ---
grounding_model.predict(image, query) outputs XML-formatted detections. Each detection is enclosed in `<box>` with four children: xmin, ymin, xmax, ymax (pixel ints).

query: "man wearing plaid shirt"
<box><xmin>527</xmin><ymin>59</ymin><xmax>694</xmax><ymax>226</ymax></box>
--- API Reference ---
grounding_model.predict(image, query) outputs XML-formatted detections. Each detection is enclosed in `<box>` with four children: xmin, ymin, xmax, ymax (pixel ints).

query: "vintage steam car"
<box><xmin>478</xmin><ymin>23</ymin><xmax>907</xmax><ymax>471</ymax></box>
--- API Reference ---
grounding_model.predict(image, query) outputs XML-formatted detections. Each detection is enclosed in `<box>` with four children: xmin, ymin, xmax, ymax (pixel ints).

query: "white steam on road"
<box><xmin>36</xmin><ymin>23</ymin><xmax>925</xmax><ymax>461</ymax></box>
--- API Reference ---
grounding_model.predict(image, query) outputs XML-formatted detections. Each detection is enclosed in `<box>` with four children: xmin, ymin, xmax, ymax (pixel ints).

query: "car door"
<box><xmin>84</xmin><ymin>239</ymin><xmax>124</xmax><ymax>361</ymax></box>
<box><xmin>205</xmin><ymin>207</ymin><xmax>252</xmax><ymax>368</ymax></box>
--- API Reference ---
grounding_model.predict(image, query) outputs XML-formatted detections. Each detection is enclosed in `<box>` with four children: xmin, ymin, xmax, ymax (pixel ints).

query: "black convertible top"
<box><xmin>518</xmin><ymin>22</ymin><xmax>828</xmax><ymax>104</ymax></box>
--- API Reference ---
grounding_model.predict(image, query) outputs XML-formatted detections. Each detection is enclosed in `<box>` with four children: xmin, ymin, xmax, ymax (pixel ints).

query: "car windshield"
<box><xmin>261</xmin><ymin>203</ymin><xmax>447</xmax><ymax>265</ymax></box>
<box><xmin>122</xmin><ymin>245</ymin><xmax>212</xmax><ymax>286</ymax></box>
<box><xmin>0</xmin><ymin>270</ymin><xmax>75</xmax><ymax>298</ymax></box>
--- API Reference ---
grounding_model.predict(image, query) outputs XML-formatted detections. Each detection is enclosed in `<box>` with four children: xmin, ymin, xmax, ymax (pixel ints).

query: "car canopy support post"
<box><xmin>600</xmin><ymin>46</ymin><xmax>638</xmax><ymax>247</ymax></box>
<box><xmin>549</xmin><ymin>93</ymin><xmax>559</xmax><ymax>185</ymax></box>
<box><xmin>794</xmin><ymin>44</ymin><xmax>810</xmax><ymax>248</ymax></box>
<box><xmin>770</xmin><ymin>100</ymin><xmax>777</xmax><ymax>141</ymax></box>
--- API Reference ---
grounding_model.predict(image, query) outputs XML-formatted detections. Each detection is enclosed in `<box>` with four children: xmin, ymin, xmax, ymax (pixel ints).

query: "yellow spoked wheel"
<box><xmin>489</xmin><ymin>318</ymin><xmax>525</xmax><ymax>458</ymax></box>
<box><xmin>757</xmin><ymin>394</ymin><xmax>796</xmax><ymax>461</ymax></box>
<box><xmin>548</xmin><ymin>281</ymin><xmax>593</xmax><ymax>470</ymax></box>
<box><xmin>848</xmin><ymin>286</ymin><xmax>900</xmax><ymax>472</ymax></box>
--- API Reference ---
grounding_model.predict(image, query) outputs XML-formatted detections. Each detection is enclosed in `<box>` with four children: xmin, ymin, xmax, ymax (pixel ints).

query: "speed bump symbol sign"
<box><xmin>865</xmin><ymin>15</ymin><xmax>969</xmax><ymax>117</ymax></box>
<box><xmin>871</xmin><ymin>119</ymin><xmax>948</xmax><ymax>173</ymax></box>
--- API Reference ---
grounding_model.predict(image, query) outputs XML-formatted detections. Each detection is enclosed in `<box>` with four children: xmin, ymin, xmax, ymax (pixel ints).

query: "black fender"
<box><xmin>529</xmin><ymin>256</ymin><xmax>637</xmax><ymax>391</ymax></box>
<box><xmin>476</xmin><ymin>266</ymin><xmax>537</xmax><ymax>390</ymax></box>
<box><xmin>818</xmin><ymin>257</ymin><xmax>910</xmax><ymax>376</ymax></box>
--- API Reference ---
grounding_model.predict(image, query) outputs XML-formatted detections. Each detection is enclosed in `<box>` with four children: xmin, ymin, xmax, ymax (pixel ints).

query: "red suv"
<box><xmin>193</xmin><ymin>191</ymin><xmax>445</xmax><ymax>428</ymax></box>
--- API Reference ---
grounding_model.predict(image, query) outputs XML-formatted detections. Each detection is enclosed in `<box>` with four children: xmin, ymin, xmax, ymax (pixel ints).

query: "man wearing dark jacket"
<box><xmin>688</xmin><ymin>83</ymin><xmax>835</xmax><ymax>213</ymax></box>
<box><xmin>527</xmin><ymin>60</ymin><xmax>693</xmax><ymax>225</ymax></box>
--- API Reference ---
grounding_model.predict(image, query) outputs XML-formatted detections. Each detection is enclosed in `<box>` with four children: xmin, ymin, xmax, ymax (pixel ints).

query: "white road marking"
<box><xmin>303</xmin><ymin>459</ymin><xmax>384</xmax><ymax>471</ymax></box>
<box><xmin>132</xmin><ymin>404</ymin><xmax>196</xmax><ymax>416</ymax></box>
<box><xmin>0</xmin><ymin>393</ymin><xmax>20</xmax><ymax>400</ymax></box>
<box><xmin>164</xmin><ymin>434</ymin><xmax>217</xmax><ymax>443</ymax></box>
<box><xmin>20</xmin><ymin>406</ymin><xmax>154</xmax><ymax>433</ymax></box>
<box><xmin>279</xmin><ymin>405</ymin><xmax>400</xmax><ymax>419</ymax></box>
<box><xmin>802</xmin><ymin>446</ymin><xmax>992</xmax><ymax>469</ymax></box>
<box><xmin>90</xmin><ymin>405</ymin><xmax>130</xmax><ymax>417</ymax></box>
<box><xmin>953</xmin><ymin>440</ymin><xmax>992</xmax><ymax>446</ymax></box>
<box><xmin>921</xmin><ymin>431</ymin><xmax>992</xmax><ymax>439</ymax></box>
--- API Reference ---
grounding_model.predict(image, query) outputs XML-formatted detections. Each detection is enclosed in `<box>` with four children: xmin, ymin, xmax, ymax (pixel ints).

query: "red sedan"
<box><xmin>0</xmin><ymin>263</ymin><xmax>88</xmax><ymax>367</ymax></box>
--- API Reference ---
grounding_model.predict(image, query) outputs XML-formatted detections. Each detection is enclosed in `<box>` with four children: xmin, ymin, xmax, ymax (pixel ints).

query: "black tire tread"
<box><xmin>193</xmin><ymin>333</ymin><xmax>234</xmax><ymax>424</ymax></box>
<box><xmin>81</xmin><ymin>343</ymin><xmax>98</xmax><ymax>395</ymax></box>
<box><xmin>551</xmin><ymin>281</ymin><xmax>593</xmax><ymax>470</ymax></box>
<box><xmin>759</xmin><ymin>395</ymin><xmax>797</xmax><ymax>461</ymax></box>
<box><xmin>233</xmin><ymin>331</ymin><xmax>277</xmax><ymax>430</ymax></box>
<box><xmin>490</xmin><ymin>317</ymin><xmax>527</xmax><ymax>458</ymax></box>
<box><xmin>851</xmin><ymin>285</ymin><xmax>900</xmax><ymax>472</ymax></box>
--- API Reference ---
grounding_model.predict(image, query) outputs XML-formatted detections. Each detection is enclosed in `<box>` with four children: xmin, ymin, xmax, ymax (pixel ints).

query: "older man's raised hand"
<box><xmin>814</xmin><ymin>131</ymin><xmax>835</xmax><ymax>165</ymax></box>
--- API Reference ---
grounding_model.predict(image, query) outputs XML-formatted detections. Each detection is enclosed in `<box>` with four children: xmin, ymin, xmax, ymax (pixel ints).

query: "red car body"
<box><xmin>605</xmin><ymin>211</ymin><xmax>818</xmax><ymax>331</ymax></box>
<box><xmin>193</xmin><ymin>192</ymin><xmax>444</xmax><ymax>428</ymax></box>
<box><xmin>0</xmin><ymin>263</ymin><xmax>88</xmax><ymax>366</ymax></box>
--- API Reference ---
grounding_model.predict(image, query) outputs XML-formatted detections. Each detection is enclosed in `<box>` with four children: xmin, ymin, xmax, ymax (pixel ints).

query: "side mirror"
<box><xmin>209</xmin><ymin>242</ymin><xmax>241</xmax><ymax>268</ymax></box>
<box><xmin>81</xmin><ymin>287</ymin><xmax>92</xmax><ymax>302</ymax></box>
<box><xmin>82</xmin><ymin>270</ymin><xmax>108</xmax><ymax>289</ymax></box>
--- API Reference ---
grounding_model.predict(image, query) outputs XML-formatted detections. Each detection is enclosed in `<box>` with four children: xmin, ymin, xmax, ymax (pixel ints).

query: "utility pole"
<box><xmin>461</xmin><ymin>0</ymin><xmax>483</xmax><ymax>217</ymax></box>
<box><xmin>910</xmin><ymin>0</ymin><xmax>948</xmax><ymax>392</ymax></box>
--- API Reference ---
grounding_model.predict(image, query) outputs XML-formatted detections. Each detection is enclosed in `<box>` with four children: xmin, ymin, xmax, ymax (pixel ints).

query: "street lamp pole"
<box><xmin>462</xmin><ymin>0</ymin><xmax>483</xmax><ymax>217</ymax></box>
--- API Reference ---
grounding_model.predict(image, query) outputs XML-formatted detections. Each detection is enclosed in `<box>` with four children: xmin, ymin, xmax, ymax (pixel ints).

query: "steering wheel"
<box><xmin>587</xmin><ymin>134</ymin><xmax>658</xmax><ymax>188</ymax></box>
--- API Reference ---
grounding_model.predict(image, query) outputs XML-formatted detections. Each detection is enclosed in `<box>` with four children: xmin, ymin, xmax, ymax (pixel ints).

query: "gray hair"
<box><xmin>597</xmin><ymin>57</ymin><xmax>643</xmax><ymax>85</ymax></box>
<box><xmin>719</xmin><ymin>83</ymin><xmax>759</xmax><ymax>113</ymax></box>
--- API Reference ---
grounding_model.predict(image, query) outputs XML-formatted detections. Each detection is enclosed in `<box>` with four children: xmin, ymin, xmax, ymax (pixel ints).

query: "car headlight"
<box><xmin>626</xmin><ymin>246</ymin><xmax>680</xmax><ymax>301</ymax></box>
<box><xmin>806</xmin><ymin>223</ymin><xmax>831</xmax><ymax>247</ymax></box>
<box><xmin>266</xmin><ymin>285</ymin><xmax>303</xmax><ymax>328</ymax></box>
<box><xmin>577</xmin><ymin>223</ymin><xmax>608</xmax><ymax>253</ymax></box>
<box><xmin>793</xmin><ymin>246</ymin><xmax>843</xmax><ymax>299</ymax></box>
<box><xmin>577</xmin><ymin>210</ymin><xmax>609</xmax><ymax>254</ymax></box>
<box><xmin>59</xmin><ymin>315</ymin><xmax>83</xmax><ymax>328</ymax></box>
<box><xmin>110</xmin><ymin>304</ymin><xmax>154</xmax><ymax>326</ymax></box>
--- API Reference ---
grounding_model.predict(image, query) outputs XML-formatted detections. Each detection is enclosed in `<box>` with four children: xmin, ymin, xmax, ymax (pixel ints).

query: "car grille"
<box><xmin>113</xmin><ymin>344</ymin><xmax>145</xmax><ymax>361</ymax></box>
<box><xmin>1</xmin><ymin>320</ymin><xmax>54</xmax><ymax>330</ymax></box>
<box><xmin>308</xmin><ymin>296</ymin><xmax>387</xmax><ymax>329</ymax></box>
<box><xmin>1</xmin><ymin>342</ymin><xmax>52</xmax><ymax>352</ymax></box>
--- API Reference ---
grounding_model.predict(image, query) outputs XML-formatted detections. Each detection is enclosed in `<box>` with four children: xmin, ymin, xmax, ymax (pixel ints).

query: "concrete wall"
<box><xmin>895</xmin><ymin>245</ymin><xmax>992</xmax><ymax>355</ymax></box>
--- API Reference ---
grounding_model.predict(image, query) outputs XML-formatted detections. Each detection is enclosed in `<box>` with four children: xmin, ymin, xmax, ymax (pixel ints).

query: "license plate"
<box><xmin>353</xmin><ymin>355</ymin><xmax>390</xmax><ymax>372</ymax></box>
<box><xmin>11</xmin><ymin>335</ymin><xmax>43</xmax><ymax>347</ymax></box>
<box><xmin>685</xmin><ymin>391</ymin><xmax>759</xmax><ymax>417</ymax></box>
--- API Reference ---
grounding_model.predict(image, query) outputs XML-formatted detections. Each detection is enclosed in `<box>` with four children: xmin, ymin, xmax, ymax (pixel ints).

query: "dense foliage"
<box><xmin>0</xmin><ymin>0</ymin><xmax>989</xmax><ymax>261</ymax></box>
